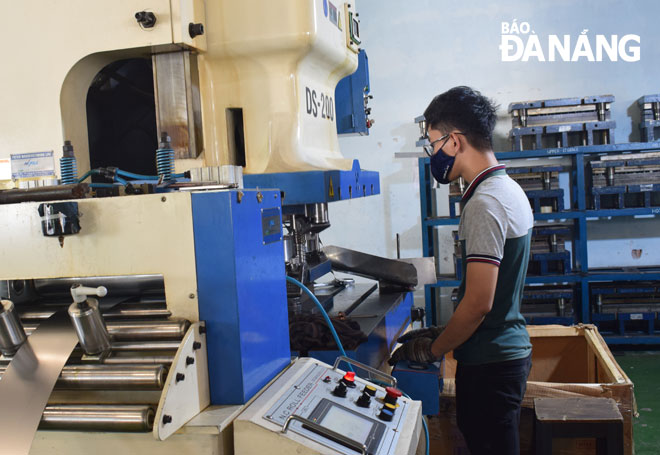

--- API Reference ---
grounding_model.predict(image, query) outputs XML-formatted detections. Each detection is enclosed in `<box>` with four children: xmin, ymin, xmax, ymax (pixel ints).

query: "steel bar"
<box><xmin>0</xmin><ymin>183</ymin><xmax>89</xmax><ymax>205</ymax></box>
<box><xmin>99</xmin><ymin>355</ymin><xmax>175</xmax><ymax>365</ymax></box>
<box><xmin>111</xmin><ymin>341</ymin><xmax>181</xmax><ymax>352</ymax></box>
<box><xmin>40</xmin><ymin>405</ymin><xmax>155</xmax><ymax>432</ymax></box>
<box><xmin>0</xmin><ymin>364</ymin><xmax>167</xmax><ymax>390</ymax></box>
<box><xmin>22</xmin><ymin>319</ymin><xmax>189</xmax><ymax>340</ymax></box>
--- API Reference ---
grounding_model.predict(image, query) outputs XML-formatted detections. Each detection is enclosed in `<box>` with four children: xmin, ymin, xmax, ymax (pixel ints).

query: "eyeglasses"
<box><xmin>423</xmin><ymin>134</ymin><xmax>450</xmax><ymax>157</ymax></box>
<box><xmin>423</xmin><ymin>132</ymin><xmax>465</xmax><ymax>157</ymax></box>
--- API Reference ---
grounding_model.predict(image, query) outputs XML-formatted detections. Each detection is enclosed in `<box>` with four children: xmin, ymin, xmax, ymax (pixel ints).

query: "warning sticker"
<box><xmin>11</xmin><ymin>151</ymin><xmax>55</xmax><ymax>179</ymax></box>
<box><xmin>329</xmin><ymin>178</ymin><xmax>335</xmax><ymax>198</ymax></box>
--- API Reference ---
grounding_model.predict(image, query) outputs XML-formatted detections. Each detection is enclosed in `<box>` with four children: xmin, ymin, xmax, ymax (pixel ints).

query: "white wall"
<box><xmin>322</xmin><ymin>0</ymin><xmax>660</xmax><ymax>273</ymax></box>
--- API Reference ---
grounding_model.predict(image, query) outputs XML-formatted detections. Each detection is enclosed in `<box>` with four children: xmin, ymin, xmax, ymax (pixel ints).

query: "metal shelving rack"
<box><xmin>418</xmin><ymin>142</ymin><xmax>660</xmax><ymax>345</ymax></box>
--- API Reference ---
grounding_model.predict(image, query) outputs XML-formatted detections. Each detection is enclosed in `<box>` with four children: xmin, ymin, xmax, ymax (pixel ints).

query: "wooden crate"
<box><xmin>429</xmin><ymin>325</ymin><xmax>635</xmax><ymax>455</ymax></box>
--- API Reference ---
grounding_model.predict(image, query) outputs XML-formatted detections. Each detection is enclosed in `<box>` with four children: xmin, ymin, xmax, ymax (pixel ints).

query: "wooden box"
<box><xmin>428</xmin><ymin>325</ymin><xmax>635</xmax><ymax>455</ymax></box>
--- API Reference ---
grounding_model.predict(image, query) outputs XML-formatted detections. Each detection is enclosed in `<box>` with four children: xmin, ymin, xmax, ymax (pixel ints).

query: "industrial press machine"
<box><xmin>0</xmin><ymin>1</ymin><xmax>422</xmax><ymax>454</ymax></box>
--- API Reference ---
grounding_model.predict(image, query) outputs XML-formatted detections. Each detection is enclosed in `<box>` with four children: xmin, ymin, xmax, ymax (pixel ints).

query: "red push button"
<box><xmin>384</xmin><ymin>387</ymin><xmax>402</xmax><ymax>405</ymax></box>
<box><xmin>342</xmin><ymin>371</ymin><xmax>356</xmax><ymax>388</ymax></box>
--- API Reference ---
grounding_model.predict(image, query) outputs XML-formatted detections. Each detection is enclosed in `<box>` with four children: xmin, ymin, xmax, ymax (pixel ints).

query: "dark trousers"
<box><xmin>456</xmin><ymin>354</ymin><xmax>532</xmax><ymax>455</ymax></box>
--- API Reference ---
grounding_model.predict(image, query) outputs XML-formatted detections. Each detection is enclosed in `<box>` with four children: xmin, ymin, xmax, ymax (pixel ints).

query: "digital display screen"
<box><xmin>319</xmin><ymin>405</ymin><xmax>373</xmax><ymax>444</ymax></box>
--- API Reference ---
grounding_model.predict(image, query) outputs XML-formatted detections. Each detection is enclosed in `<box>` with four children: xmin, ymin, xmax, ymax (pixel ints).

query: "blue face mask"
<box><xmin>429</xmin><ymin>137</ymin><xmax>455</xmax><ymax>184</ymax></box>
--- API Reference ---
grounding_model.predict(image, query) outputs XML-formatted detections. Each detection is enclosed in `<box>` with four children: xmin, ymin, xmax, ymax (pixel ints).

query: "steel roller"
<box><xmin>0</xmin><ymin>364</ymin><xmax>167</xmax><ymax>390</ymax></box>
<box><xmin>40</xmin><ymin>405</ymin><xmax>155</xmax><ymax>432</ymax></box>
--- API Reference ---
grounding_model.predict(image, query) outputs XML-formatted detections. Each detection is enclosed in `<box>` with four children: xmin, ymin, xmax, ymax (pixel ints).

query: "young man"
<box><xmin>389</xmin><ymin>86</ymin><xmax>534</xmax><ymax>454</ymax></box>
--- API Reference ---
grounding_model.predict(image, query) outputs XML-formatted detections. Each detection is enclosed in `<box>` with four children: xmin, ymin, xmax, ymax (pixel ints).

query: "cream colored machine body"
<box><xmin>0</xmin><ymin>1</ymin><xmax>419</xmax><ymax>455</ymax></box>
<box><xmin>0</xmin><ymin>0</ymin><xmax>358</xmax><ymax>178</ymax></box>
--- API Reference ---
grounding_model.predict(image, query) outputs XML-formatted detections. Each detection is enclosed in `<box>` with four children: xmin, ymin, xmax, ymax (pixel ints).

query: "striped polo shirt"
<box><xmin>454</xmin><ymin>164</ymin><xmax>534</xmax><ymax>365</ymax></box>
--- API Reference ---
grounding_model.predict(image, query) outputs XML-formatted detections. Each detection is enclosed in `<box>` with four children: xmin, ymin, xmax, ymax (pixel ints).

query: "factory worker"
<box><xmin>389</xmin><ymin>86</ymin><xmax>533</xmax><ymax>455</ymax></box>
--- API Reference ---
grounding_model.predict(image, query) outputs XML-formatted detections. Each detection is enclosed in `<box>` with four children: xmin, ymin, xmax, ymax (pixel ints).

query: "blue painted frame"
<box><xmin>418</xmin><ymin>142</ymin><xmax>660</xmax><ymax>344</ymax></box>
<box><xmin>191</xmin><ymin>189</ymin><xmax>291</xmax><ymax>404</ymax></box>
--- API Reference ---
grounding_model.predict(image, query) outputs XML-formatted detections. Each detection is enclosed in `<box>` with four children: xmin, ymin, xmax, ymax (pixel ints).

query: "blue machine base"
<box><xmin>243</xmin><ymin>160</ymin><xmax>380</xmax><ymax>206</ymax></box>
<box><xmin>392</xmin><ymin>360</ymin><xmax>443</xmax><ymax>415</ymax></box>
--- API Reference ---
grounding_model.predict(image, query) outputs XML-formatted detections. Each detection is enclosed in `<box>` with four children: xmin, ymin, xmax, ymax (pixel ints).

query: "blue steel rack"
<box><xmin>418</xmin><ymin>142</ymin><xmax>660</xmax><ymax>345</ymax></box>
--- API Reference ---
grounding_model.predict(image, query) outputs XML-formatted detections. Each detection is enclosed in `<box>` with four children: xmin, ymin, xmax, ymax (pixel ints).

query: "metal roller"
<box><xmin>0</xmin><ymin>364</ymin><xmax>167</xmax><ymax>390</ymax></box>
<box><xmin>0</xmin><ymin>183</ymin><xmax>89</xmax><ymax>205</ymax></box>
<box><xmin>40</xmin><ymin>405</ymin><xmax>155</xmax><ymax>432</ymax></box>
<box><xmin>0</xmin><ymin>300</ymin><xmax>27</xmax><ymax>355</ymax></box>
<box><xmin>111</xmin><ymin>341</ymin><xmax>181</xmax><ymax>352</ymax></box>
<box><xmin>19</xmin><ymin>304</ymin><xmax>171</xmax><ymax>321</ymax></box>
<box><xmin>99</xmin><ymin>355</ymin><xmax>175</xmax><ymax>365</ymax></box>
<box><xmin>23</xmin><ymin>319</ymin><xmax>190</xmax><ymax>340</ymax></box>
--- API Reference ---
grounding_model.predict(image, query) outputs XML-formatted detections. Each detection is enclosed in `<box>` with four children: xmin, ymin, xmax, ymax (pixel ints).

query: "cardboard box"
<box><xmin>429</xmin><ymin>325</ymin><xmax>635</xmax><ymax>455</ymax></box>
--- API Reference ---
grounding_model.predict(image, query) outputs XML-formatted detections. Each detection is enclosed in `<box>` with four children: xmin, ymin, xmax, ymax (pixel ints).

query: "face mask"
<box><xmin>430</xmin><ymin>142</ymin><xmax>455</xmax><ymax>184</ymax></box>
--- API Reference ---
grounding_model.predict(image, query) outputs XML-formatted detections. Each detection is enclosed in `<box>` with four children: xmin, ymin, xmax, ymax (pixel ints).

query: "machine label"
<box><xmin>640</xmin><ymin>184</ymin><xmax>653</xmax><ymax>192</ymax></box>
<box><xmin>328</xmin><ymin>1</ymin><xmax>338</xmax><ymax>27</ymax></box>
<box><xmin>630</xmin><ymin>314</ymin><xmax>643</xmax><ymax>320</ymax></box>
<box><xmin>11</xmin><ymin>151</ymin><xmax>55</xmax><ymax>179</ymax></box>
<box><xmin>261</xmin><ymin>207</ymin><xmax>282</xmax><ymax>245</ymax></box>
<box><xmin>305</xmin><ymin>87</ymin><xmax>334</xmax><ymax>121</ymax></box>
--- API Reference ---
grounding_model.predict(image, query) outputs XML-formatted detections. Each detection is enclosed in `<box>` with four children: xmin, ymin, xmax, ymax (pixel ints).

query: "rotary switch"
<box><xmin>378</xmin><ymin>403</ymin><xmax>396</xmax><ymax>421</ymax></box>
<box><xmin>332</xmin><ymin>381</ymin><xmax>347</xmax><ymax>398</ymax></box>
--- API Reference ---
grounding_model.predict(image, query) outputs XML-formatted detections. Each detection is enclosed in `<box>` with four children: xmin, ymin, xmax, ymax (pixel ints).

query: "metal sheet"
<box><xmin>323</xmin><ymin>245</ymin><xmax>418</xmax><ymax>287</ymax></box>
<box><xmin>399</xmin><ymin>257</ymin><xmax>436</xmax><ymax>287</ymax></box>
<box><xmin>0</xmin><ymin>311</ymin><xmax>78</xmax><ymax>455</ymax></box>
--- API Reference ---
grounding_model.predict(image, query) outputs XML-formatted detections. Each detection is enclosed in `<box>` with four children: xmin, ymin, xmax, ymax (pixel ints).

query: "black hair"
<box><xmin>423</xmin><ymin>86</ymin><xmax>498</xmax><ymax>151</ymax></box>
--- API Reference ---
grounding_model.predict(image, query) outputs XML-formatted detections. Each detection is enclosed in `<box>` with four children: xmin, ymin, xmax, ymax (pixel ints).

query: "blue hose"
<box><xmin>77</xmin><ymin>169</ymin><xmax>101</xmax><ymax>183</ymax></box>
<box><xmin>285</xmin><ymin>276</ymin><xmax>352</xmax><ymax>372</ymax></box>
<box><xmin>114</xmin><ymin>175</ymin><xmax>129</xmax><ymax>186</ymax></box>
<box><xmin>89</xmin><ymin>183</ymin><xmax>120</xmax><ymax>189</ymax></box>
<box><xmin>422</xmin><ymin>415</ymin><xmax>430</xmax><ymax>455</ymax></box>
<box><xmin>117</xmin><ymin>170</ymin><xmax>160</xmax><ymax>180</ymax></box>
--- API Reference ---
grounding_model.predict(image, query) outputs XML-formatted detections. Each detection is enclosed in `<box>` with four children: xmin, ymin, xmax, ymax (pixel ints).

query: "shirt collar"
<box><xmin>461</xmin><ymin>164</ymin><xmax>507</xmax><ymax>202</ymax></box>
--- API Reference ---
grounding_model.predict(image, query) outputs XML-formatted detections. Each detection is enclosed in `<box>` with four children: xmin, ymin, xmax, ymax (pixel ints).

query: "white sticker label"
<box><xmin>10</xmin><ymin>151</ymin><xmax>55</xmax><ymax>179</ymax></box>
<box><xmin>640</xmin><ymin>184</ymin><xmax>654</xmax><ymax>192</ymax></box>
<box><xmin>558</xmin><ymin>125</ymin><xmax>572</xmax><ymax>132</ymax></box>
<box><xmin>0</xmin><ymin>159</ymin><xmax>11</xmax><ymax>180</ymax></box>
<box><xmin>630</xmin><ymin>313</ymin><xmax>643</xmax><ymax>320</ymax></box>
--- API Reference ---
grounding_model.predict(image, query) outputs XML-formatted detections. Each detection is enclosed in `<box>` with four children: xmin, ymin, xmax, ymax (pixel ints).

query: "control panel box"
<box><xmin>234</xmin><ymin>357</ymin><xmax>422</xmax><ymax>455</ymax></box>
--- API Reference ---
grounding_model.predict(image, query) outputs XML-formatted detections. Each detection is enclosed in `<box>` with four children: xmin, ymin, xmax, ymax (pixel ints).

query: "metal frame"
<box><xmin>418</xmin><ymin>142</ymin><xmax>660</xmax><ymax>344</ymax></box>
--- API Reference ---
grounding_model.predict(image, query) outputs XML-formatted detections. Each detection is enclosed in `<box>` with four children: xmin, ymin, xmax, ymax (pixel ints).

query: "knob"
<box><xmin>189</xmin><ymin>22</ymin><xmax>205</xmax><ymax>38</ymax></box>
<box><xmin>384</xmin><ymin>386</ymin><xmax>402</xmax><ymax>405</ymax></box>
<box><xmin>362</xmin><ymin>384</ymin><xmax>377</xmax><ymax>397</ymax></box>
<box><xmin>341</xmin><ymin>371</ymin><xmax>356</xmax><ymax>388</ymax></box>
<box><xmin>135</xmin><ymin>11</ymin><xmax>157</xmax><ymax>28</ymax></box>
<box><xmin>378</xmin><ymin>403</ymin><xmax>396</xmax><ymax>421</ymax></box>
<box><xmin>332</xmin><ymin>381</ymin><xmax>347</xmax><ymax>398</ymax></box>
<box><xmin>356</xmin><ymin>391</ymin><xmax>371</xmax><ymax>408</ymax></box>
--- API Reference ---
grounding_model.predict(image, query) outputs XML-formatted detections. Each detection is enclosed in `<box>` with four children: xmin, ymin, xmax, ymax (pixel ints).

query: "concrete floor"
<box><xmin>614</xmin><ymin>351</ymin><xmax>660</xmax><ymax>455</ymax></box>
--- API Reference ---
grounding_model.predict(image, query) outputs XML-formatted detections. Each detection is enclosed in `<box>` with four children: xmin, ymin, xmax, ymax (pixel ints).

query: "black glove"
<box><xmin>388</xmin><ymin>337</ymin><xmax>438</xmax><ymax>366</ymax></box>
<box><xmin>397</xmin><ymin>325</ymin><xmax>445</xmax><ymax>344</ymax></box>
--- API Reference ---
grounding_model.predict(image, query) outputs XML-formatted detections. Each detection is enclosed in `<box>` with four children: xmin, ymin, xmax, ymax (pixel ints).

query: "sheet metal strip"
<box><xmin>0</xmin><ymin>311</ymin><xmax>78</xmax><ymax>455</ymax></box>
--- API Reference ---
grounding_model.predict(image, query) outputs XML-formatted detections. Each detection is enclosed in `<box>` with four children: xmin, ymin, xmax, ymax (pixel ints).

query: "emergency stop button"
<box><xmin>384</xmin><ymin>386</ymin><xmax>402</xmax><ymax>405</ymax></box>
<box><xmin>342</xmin><ymin>371</ymin><xmax>356</xmax><ymax>388</ymax></box>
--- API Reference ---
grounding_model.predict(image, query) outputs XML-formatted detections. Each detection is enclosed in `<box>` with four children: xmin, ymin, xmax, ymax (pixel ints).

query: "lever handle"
<box><xmin>70</xmin><ymin>285</ymin><xmax>107</xmax><ymax>304</ymax></box>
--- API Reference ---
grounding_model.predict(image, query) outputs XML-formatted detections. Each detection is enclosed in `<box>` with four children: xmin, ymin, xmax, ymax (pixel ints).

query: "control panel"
<box><xmin>234</xmin><ymin>357</ymin><xmax>421</xmax><ymax>455</ymax></box>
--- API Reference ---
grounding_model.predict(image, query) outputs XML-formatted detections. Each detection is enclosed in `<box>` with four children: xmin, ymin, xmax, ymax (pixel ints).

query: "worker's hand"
<box><xmin>388</xmin><ymin>337</ymin><xmax>437</xmax><ymax>366</ymax></box>
<box><xmin>397</xmin><ymin>325</ymin><xmax>445</xmax><ymax>343</ymax></box>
